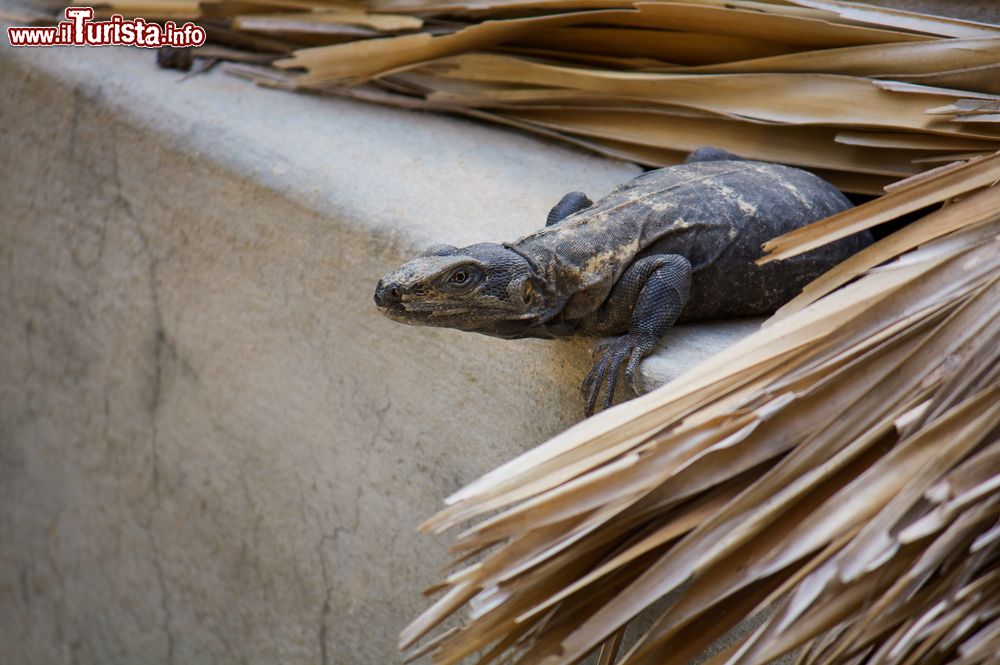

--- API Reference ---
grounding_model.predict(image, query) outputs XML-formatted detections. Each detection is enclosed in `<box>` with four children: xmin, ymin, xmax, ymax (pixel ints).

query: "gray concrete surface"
<box><xmin>0</xmin><ymin>30</ymin><xmax>764</xmax><ymax>665</ymax></box>
<box><xmin>870</xmin><ymin>0</ymin><xmax>998</xmax><ymax>23</ymax></box>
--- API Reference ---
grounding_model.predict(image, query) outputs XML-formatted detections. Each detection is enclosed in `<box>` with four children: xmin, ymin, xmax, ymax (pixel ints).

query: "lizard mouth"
<box><xmin>378</xmin><ymin>300</ymin><xmax>531</xmax><ymax>326</ymax></box>
<box><xmin>401</xmin><ymin>301</ymin><xmax>474</xmax><ymax>315</ymax></box>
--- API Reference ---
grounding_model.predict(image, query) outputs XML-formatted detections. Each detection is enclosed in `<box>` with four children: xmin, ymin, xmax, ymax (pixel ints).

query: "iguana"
<box><xmin>374</xmin><ymin>147</ymin><xmax>870</xmax><ymax>415</ymax></box>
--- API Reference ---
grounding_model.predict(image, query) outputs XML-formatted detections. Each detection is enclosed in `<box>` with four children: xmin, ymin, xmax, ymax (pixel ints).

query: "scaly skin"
<box><xmin>374</xmin><ymin>147</ymin><xmax>871</xmax><ymax>416</ymax></box>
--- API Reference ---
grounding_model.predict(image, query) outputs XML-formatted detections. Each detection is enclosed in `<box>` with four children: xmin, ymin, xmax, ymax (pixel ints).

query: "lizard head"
<box><xmin>374</xmin><ymin>242</ymin><xmax>553</xmax><ymax>338</ymax></box>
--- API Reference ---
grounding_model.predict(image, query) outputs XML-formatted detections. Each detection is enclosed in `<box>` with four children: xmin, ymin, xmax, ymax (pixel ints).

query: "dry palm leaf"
<box><xmin>400</xmin><ymin>155</ymin><xmax>1000</xmax><ymax>664</ymax></box>
<box><xmin>81</xmin><ymin>0</ymin><xmax>1000</xmax><ymax>192</ymax></box>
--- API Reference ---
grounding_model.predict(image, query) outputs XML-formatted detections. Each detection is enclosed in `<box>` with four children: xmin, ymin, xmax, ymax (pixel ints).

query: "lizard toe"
<box><xmin>603</xmin><ymin>346</ymin><xmax>630</xmax><ymax>411</ymax></box>
<box><xmin>625</xmin><ymin>350</ymin><xmax>643</xmax><ymax>396</ymax></box>
<box><xmin>582</xmin><ymin>353</ymin><xmax>613</xmax><ymax>416</ymax></box>
<box><xmin>624</xmin><ymin>335</ymin><xmax>657</xmax><ymax>395</ymax></box>
<box><xmin>592</xmin><ymin>338</ymin><xmax>613</xmax><ymax>359</ymax></box>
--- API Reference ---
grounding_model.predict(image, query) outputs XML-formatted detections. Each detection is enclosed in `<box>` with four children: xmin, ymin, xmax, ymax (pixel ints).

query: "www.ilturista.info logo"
<box><xmin>7</xmin><ymin>7</ymin><xmax>206</xmax><ymax>47</ymax></box>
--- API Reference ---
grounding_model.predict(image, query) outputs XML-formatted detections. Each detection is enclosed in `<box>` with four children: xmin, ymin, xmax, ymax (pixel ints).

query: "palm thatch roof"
<box><xmin>87</xmin><ymin>0</ymin><xmax>1000</xmax><ymax>661</ymax></box>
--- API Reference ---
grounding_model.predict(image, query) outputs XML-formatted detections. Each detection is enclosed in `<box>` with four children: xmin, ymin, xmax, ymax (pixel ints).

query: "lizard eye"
<box><xmin>437</xmin><ymin>265</ymin><xmax>483</xmax><ymax>293</ymax></box>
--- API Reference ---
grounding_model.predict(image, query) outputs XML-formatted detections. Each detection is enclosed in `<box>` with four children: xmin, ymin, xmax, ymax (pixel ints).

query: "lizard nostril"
<box><xmin>375</xmin><ymin>280</ymin><xmax>402</xmax><ymax>307</ymax></box>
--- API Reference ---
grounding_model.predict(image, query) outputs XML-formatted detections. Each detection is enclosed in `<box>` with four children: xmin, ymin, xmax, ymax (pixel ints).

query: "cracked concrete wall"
<box><xmin>0</xmin><ymin>45</ymin><xmax>640</xmax><ymax>664</ymax></box>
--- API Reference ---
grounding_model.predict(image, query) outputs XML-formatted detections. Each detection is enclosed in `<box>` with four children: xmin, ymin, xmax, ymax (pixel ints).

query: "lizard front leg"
<box><xmin>581</xmin><ymin>254</ymin><xmax>692</xmax><ymax>415</ymax></box>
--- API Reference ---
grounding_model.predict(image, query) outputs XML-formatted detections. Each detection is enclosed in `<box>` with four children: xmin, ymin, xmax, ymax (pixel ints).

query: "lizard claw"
<box><xmin>582</xmin><ymin>352</ymin><xmax>611</xmax><ymax>415</ymax></box>
<box><xmin>582</xmin><ymin>334</ymin><xmax>657</xmax><ymax>416</ymax></box>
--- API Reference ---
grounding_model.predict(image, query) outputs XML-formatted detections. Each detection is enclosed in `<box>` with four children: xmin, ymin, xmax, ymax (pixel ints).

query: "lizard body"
<box><xmin>375</xmin><ymin>147</ymin><xmax>870</xmax><ymax>414</ymax></box>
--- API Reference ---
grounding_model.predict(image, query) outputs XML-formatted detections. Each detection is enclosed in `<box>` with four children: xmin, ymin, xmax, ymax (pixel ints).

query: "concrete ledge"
<box><xmin>636</xmin><ymin>319</ymin><xmax>764</xmax><ymax>393</ymax></box>
<box><xmin>0</xmin><ymin>32</ymin><xmax>760</xmax><ymax>665</ymax></box>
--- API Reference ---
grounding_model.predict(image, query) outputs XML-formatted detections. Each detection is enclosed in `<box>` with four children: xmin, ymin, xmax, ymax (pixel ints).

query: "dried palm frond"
<box><xmin>84</xmin><ymin>0</ymin><xmax>1000</xmax><ymax>194</ymax></box>
<box><xmin>399</xmin><ymin>154</ymin><xmax>1000</xmax><ymax>664</ymax></box>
